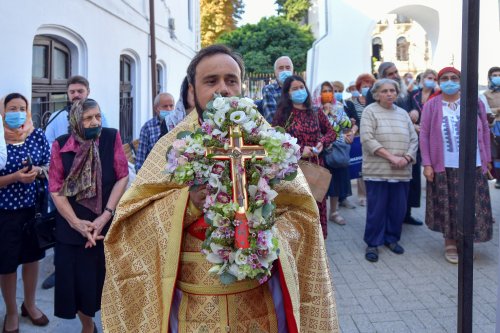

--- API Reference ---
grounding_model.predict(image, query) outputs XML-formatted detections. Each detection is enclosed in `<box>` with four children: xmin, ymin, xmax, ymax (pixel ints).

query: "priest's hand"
<box><xmin>190</xmin><ymin>184</ymin><xmax>208</xmax><ymax>211</ymax></box>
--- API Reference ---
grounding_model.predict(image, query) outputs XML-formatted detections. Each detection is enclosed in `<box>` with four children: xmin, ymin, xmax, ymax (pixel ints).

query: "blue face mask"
<box><xmin>334</xmin><ymin>92</ymin><xmax>343</xmax><ymax>101</ymax></box>
<box><xmin>159</xmin><ymin>110</ymin><xmax>170</xmax><ymax>120</ymax></box>
<box><xmin>351</xmin><ymin>90</ymin><xmax>360</xmax><ymax>98</ymax></box>
<box><xmin>84</xmin><ymin>126</ymin><xmax>102</xmax><ymax>140</ymax></box>
<box><xmin>162</xmin><ymin>110</ymin><xmax>184</xmax><ymax>131</ymax></box>
<box><xmin>278</xmin><ymin>70</ymin><xmax>293</xmax><ymax>84</ymax></box>
<box><xmin>491</xmin><ymin>77</ymin><xmax>500</xmax><ymax>86</ymax></box>
<box><xmin>440</xmin><ymin>81</ymin><xmax>460</xmax><ymax>95</ymax></box>
<box><xmin>424</xmin><ymin>79</ymin><xmax>436</xmax><ymax>89</ymax></box>
<box><xmin>290</xmin><ymin>89</ymin><xmax>308</xmax><ymax>104</ymax></box>
<box><xmin>361</xmin><ymin>87</ymin><xmax>370</xmax><ymax>97</ymax></box>
<box><xmin>5</xmin><ymin>111</ymin><xmax>26</xmax><ymax>129</ymax></box>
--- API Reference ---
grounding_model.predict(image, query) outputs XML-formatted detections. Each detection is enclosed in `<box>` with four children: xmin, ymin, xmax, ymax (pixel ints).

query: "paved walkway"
<box><xmin>1</xmin><ymin>180</ymin><xmax>499</xmax><ymax>332</ymax></box>
<box><xmin>326</xmin><ymin>179</ymin><xmax>499</xmax><ymax>333</ymax></box>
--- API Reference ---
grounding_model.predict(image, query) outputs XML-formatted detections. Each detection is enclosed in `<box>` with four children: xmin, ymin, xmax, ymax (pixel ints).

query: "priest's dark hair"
<box><xmin>186</xmin><ymin>44</ymin><xmax>245</xmax><ymax>86</ymax></box>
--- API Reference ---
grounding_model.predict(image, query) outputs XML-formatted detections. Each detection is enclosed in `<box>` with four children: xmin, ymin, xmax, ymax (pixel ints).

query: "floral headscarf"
<box><xmin>59</xmin><ymin>99</ymin><xmax>103</xmax><ymax>215</ymax></box>
<box><xmin>0</xmin><ymin>94</ymin><xmax>35</xmax><ymax>145</ymax></box>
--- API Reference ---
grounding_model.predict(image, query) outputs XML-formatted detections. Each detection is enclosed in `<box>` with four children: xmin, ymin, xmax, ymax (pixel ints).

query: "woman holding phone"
<box><xmin>0</xmin><ymin>93</ymin><xmax>51</xmax><ymax>332</ymax></box>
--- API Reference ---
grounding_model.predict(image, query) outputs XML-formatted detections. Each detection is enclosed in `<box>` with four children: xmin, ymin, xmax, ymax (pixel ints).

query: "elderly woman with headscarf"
<box><xmin>0</xmin><ymin>93</ymin><xmax>50</xmax><ymax>333</ymax></box>
<box><xmin>48</xmin><ymin>99</ymin><xmax>128</xmax><ymax>333</ymax></box>
<box><xmin>360</xmin><ymin>79</ymin><xmax>418</xmax><ymax>263</ymax></box>
<box><xmin>312</xmin><ymin>81</ymin><xmax>355</xmax><ymax>225</ymax></box>
<box><xmin>420</xmin><ymin>67</ymin><xmax>493</xmax><ymax>264</ymax></box>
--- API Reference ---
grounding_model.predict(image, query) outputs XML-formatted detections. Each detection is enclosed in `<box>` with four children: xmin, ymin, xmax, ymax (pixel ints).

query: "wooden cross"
<box><xmin>205</xmin><ymin>125</ymin><xmax>267</xmax><ymax>248</ymax></box>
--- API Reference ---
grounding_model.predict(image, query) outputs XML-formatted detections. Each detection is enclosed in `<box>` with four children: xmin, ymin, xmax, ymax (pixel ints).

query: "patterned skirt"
<box><xmin>425</xmin><ymin>167</ymin><xmax>493</xmax><ymax>242</ymax></box>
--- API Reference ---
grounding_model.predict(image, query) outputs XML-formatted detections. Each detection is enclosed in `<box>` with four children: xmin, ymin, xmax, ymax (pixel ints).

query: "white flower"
<box><xmin>234</xmin><ymin>249</ymin><xmax>248</xmax><ymax>265</ymax></box>
<box><xmin>239</xmin><ymin>97</ymin><xmax>255</xmax><ymax>108</ymax></box>
<box><xmin>213</xmin><ymin>110</ymin><xmax>226</xmax><ymax>127</ymax></box>
<box><xmin>206</xmin><ymin>253</ymin><xmax>224</xmax><ymax>264</ymax></box>
<box><xmin>242</xmin><ymin>120</ymin><xmax>257</xmax><ymax>133</ymax></box>
<box><xmin>229</xmin><ymin>111</ymin><xmax>247</xmax><ymax>124</ymax></box>
<box><xmin>228</xmin><ymin>263</ymin><xmax>247</xmax><ymax>280</ymax></box>
<box><xmin>213</xmin><ymin>97</ymin><xmax>226</xmax><ymax>110</ymax></box>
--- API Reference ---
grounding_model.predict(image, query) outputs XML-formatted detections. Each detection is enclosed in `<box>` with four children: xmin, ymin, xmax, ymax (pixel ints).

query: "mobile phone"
<box><xmin>312</xmin><ymin>147</ymin><xmax>319</xmax><ymax>154</ymax></box>
<box><xmin>25</xmin><ymin>155</ymin><xmax>33</xmax><ymax>171</ymax></box>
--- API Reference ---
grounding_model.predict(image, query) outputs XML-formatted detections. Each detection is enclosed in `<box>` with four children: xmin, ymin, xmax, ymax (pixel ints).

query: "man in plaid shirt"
<box><xmin>135</xmin><ymin>92</ymin><xmax>177</xmax><ymax>171</ymax></box>
<box><xmin>261</xmin><ymin>56</ymin><xmax>294</xmax><ymax>123</ymax></box>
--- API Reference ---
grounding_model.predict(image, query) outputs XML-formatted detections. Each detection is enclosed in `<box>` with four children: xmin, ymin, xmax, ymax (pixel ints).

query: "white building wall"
<box><xmin>307</xmin><ymin>0</ymin><xmax>500</xmax><ymax>90</ymax></box>
<box><xmin>0</xmin><ymin>0</ymin><xmax>199</xmax><ymax>140</ymax></box>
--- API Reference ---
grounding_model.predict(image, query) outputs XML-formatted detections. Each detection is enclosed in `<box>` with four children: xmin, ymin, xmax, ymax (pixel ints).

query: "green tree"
<box><xmin>275</xmin><ymin>0</ymin><xmax>311</xmax><ymax>22</ymax></box>
<box><xmin>217</xmin><ymin>16</ymin><xmax>314</xmax><ymax>73</ymax></box>
<box><xmin>201</xmin><ymin>0</ymin><xmax>245</xmax><ymax>47</ymax></box>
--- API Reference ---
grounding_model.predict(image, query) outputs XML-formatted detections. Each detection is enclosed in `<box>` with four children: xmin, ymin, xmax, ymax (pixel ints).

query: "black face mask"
<box><xmin>83</xmin><ymin>126</ymin><xmax>102</xmax><ymax>140</ymax></box>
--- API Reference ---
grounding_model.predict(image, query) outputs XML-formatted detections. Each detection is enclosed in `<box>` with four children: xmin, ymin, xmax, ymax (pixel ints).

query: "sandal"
<box><xmin>444</xmin><ymin>245</ymin><xmax>459</xmax><ymax>264</ymax></box>
<box><xmin>329</xmin><ymin>212</ymin><xmax>346</xmax><ymax>225</ymax></box>
<box><xmin>365</xmin><ymin>246</ymin><xmax>378</xmax><ymax>262</ymax></box>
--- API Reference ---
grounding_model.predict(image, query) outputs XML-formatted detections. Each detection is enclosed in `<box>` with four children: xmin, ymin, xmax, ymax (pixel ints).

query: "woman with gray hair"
<box><xmin>360</xmin><ymin>79</ymin><xmax>418</xmax><ymax>262</ymax></box>
<box><xmin>49</xmin><ymin>99</ymin><xmax>129</xmax><ymax>332</ymax></box>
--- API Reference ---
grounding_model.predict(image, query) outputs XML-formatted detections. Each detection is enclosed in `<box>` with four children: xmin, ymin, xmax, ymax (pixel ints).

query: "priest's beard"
<box><xmin>193</xmin><ymin>88</ymin><xmax>230</xmax><ymax>120</ymax></box>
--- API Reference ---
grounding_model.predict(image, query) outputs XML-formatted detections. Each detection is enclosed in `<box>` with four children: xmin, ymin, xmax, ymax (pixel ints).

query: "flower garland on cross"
<box><xmin>165</xmin><ymin>95</ymin><xmax>301</xmax><ymax>285</ymax></box>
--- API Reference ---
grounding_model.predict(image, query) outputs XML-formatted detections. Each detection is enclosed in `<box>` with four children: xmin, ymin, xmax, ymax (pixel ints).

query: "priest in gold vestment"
<box><xmin>101</xmin><ymin>45</ymin><xmax>338</xmax><ymax>333</ymax></box>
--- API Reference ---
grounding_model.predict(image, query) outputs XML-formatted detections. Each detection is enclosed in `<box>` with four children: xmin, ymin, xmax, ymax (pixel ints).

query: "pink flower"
<box><xmin>216</xmin><ymin>192</ymin><xmax>231</xmax><ymax>204</ymax></box>
<box><xmin>172</xmin><ymin>139</ymin><xmax>186</xmax><ymax>151</ymax></box>
<box><xmin>212</xmin><ymin>163</ymin><xmax>225</xmax><ymax>175</ymax></box>
<box><xmin>230</xmin><ymin>100</ymin><xmax>239</xmax><ymax>108</ymax></box>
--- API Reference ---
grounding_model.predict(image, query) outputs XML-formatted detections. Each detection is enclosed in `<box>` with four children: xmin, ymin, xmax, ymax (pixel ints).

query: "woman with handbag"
<box><xmin>48</xmin><ymin>99</ymin><xmax>128</xmax><ymax>333</ymax></box>
<box><xmin>0</xmin><ymin>93</ymin><xmax>50</xmax><ymax>333</ymax></box>
<box><xmin>312</xmin><ymin>81</ymin><xmax>356</xmax><ymax>225</ymax></box>
<box><xmin>273</xmin><ymin>75</ymin><xmax>336</xmax><ymax>239</ymax></box>
<box><xmin>360</xmin><ymin>79</ymin><xmax>418</xmax><ymax>262</ymax></box>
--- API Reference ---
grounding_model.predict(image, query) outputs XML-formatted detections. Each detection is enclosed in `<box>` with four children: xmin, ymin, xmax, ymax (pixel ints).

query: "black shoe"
<box><xmin>41</xmin><ymin>272</ymin><xmax>55</xmax><ymax>289</ymax></box>
<box><xmin>403</xmin><ymin>216</ymin><xmax>423</xmax><ymax>226</ymax></box>
<box><xmin>385</xmin><ymin>242</ymin><xmax>405</xmax><ymax>254</ymax></box>
<box><xmin>365</xmin><ymin>246</ymin><xmax>379</xmax><ymax>262</ymax></box>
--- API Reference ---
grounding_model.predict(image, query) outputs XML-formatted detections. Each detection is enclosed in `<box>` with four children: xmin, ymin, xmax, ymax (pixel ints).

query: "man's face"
<box><xmin>491</xmin><ymin>71</ymin><xmax>500</xmax><ymax>79</ymax></box>
<box><xmin>274</xmin><ymin>58</ymin><xmax>293</xmax><ymax>80</ymax></box>
<box><xmin>154</xmin><ymin>95</ymin><xmax>175</xmax><ymax>116</ymax></box>
<box><xmin>67</xmin><ymin>83</ymin><xmax>89</xmax><ymax>102</ymax></box>
<box><xmin>384</xmin><ymin>66</ymin><xmax>400</xmax><ymax>81</ymax></box>
<box><xmin>190</xmin><ymin>53</ymin><xmax>242</xmax><ymax>113</ymax></box>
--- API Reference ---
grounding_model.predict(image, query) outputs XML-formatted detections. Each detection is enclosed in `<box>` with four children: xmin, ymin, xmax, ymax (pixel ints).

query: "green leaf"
<box><xmin>177</xmin><ymin>131</ymin><xmax>192</xmax><ymax>139</ymax></box>
<box><xmin>274</xmin><ymin>126</ymin><xmax>286</xmax><ymax>134</ymax></box>
<box><xmin>284</xmin><ymin>171</ymin><xmax>297</xmax><ymax>181</ymax></box>
<box><xmin>262</xmin><ymin>203</ymin><xmax>274</xmax><ymax>219</ymax></box>
<box><xmin>220</xmin><ymin>272</ymin><xmax>237</xmax><ymax>285</ymax></box>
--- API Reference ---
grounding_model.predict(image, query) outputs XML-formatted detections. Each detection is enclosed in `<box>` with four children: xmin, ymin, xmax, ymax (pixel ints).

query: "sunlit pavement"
<box><xmin>1</xmin><ymin>179</ymin><xmax>499</xmax><ymax>332</ymax></box>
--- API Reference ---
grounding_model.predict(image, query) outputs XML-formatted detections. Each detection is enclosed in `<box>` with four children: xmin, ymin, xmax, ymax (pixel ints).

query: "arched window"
<box><xmin>372</xmin><ymin>37</ymin><xmax>383</xmax><ymax>61</ymax></box>
<box><xmin>31</xmin><ymin>36</ymin><xmax>71</xmax><ymax>128</ymax></box>
<box><xmin>156</xmin><ymin>63</ymin><xmax>164</xmax><ymax>95</ymax></box>
<box><xmin>120</xmin><ymin>55</ymin><xmax>134</xmax><ymax>143</ymax></box>
<box><xmin>397</xmin><ymin>36</ymin><xmax>409</xmax><ymax>61</ymax></box>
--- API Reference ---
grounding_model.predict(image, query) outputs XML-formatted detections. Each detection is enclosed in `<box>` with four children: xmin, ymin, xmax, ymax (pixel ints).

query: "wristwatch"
<box><xmin>104</xmin><ymin>207</ymin><xmax>115</xmax><ymax>216</ymax></box>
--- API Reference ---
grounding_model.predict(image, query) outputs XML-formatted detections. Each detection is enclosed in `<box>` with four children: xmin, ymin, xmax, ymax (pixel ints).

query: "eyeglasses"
<box><xmin>439</xmin><ymin>75</ymin><xmax>460</xmax><ymax>83</ymax></box>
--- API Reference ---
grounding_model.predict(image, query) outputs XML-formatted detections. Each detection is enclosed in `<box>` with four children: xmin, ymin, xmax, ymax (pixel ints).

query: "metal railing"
<box><xmin>119</xmin><ymin>97</ymin><xmax>134</xmax><ymax>144</ymax></box>
<box><xmin>31</xmin><ymin>99</ymin><xmax>69</xmax><ymax>129</ymax></box>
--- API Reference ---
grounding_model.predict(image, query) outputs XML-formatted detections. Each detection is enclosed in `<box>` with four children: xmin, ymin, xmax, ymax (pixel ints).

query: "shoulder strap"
<box><xmin>44</xmin><ymin>107</ymin><xmax>68</xmax><ymax>130</ymax></box>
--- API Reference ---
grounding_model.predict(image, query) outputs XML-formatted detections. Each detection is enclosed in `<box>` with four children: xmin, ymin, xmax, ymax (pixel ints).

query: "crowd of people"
<box><xmin>0</xmin><ymin>43</ymin><xmax>498</xmax><ymax>332</ymax></box>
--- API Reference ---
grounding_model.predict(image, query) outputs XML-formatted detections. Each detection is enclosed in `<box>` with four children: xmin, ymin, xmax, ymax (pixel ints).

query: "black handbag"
<box><xmin>32</xmin><ymin>178</ymin><xmax>56</xmax><ymax>250</ymax></box>
<box><xmin>324</xmin><ymin>140</ymin><xmax>351</xmax><ymax>168</ymax></box>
